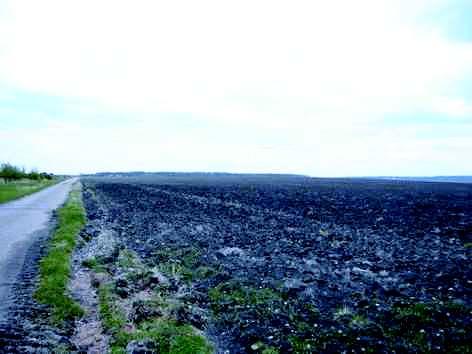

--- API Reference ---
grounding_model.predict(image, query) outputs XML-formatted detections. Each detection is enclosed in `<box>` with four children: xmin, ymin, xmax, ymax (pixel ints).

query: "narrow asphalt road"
<box><xmin>0</xmin><ymin>178</ymin><xmax>77</xmax><ymax>322</ymax></box>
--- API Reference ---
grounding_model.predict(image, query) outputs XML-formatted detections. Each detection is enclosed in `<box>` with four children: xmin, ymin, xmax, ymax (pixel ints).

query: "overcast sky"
<box><xmin>1</xmin><ymin>0</ymin><xmax>471</xmax><ymax>176</ymax></box>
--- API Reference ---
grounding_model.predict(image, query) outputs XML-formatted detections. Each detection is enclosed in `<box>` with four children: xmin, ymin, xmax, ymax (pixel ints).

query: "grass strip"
<box><xmin>0</xmin><ymin>179</ymin><xmax>58</xmax><ymax>204</ymax></box>
<box><xmin>34</xmin><ymin>183</ymin><xmax>85</xmax><ymax>323</ymax></box>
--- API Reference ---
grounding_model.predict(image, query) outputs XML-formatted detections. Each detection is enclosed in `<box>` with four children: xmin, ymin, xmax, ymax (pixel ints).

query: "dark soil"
<box><xmin>81</xmin><ymin>176</ymin><xmax>472</xmax><ymax>353</ymax></box>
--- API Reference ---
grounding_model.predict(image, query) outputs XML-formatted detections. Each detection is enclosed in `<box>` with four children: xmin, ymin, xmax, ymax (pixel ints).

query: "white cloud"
<box><xmin>430</xmin><ymin>97</ymin><xmax>472</xmax><ymax>118</ymax></box>
<box><xmin>2</xmin><ymin>1</ymin><xmax>471</xmax><ymax>115</ymax></box>
<box><xmin>0</xmin><ymin>0</ymin><xmax>471</xmax><ymax>175</ymax></box>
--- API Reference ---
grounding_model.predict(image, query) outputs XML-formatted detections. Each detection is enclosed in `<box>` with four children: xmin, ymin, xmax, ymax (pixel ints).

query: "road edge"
<box><xmin>34</xmin><ymin>181</ymin><xmax>86</xmax><ymax>324</ymax></box>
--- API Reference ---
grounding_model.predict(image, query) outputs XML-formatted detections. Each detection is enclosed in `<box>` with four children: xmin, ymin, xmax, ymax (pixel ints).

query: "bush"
<box><xmin>28</xmin><ymin>171</ymin><xmax>41</xmax><ymax>180</ymax></box>
<box><xmin>0</xmin><ymin>162</ymin><xmax>54</xmax><ymax>182</ymax></box>
<box><xmin>0</xmin><ymin>163</ymin><xmax>24</xmax><ymax>181</ymax></box>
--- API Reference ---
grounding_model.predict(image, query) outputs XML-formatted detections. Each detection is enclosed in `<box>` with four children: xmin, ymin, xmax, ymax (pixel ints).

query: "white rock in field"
<box><xmin>216</xmin><ymin>247</ymin><xmax>245</xmax><ymax>257</ymax></box>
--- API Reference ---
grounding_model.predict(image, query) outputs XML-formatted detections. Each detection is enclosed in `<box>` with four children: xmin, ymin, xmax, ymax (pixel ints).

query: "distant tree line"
<box><xmin>0</xmin><ymin>163</ymin><xmax>54</xmax><ymax>182</ymax></box>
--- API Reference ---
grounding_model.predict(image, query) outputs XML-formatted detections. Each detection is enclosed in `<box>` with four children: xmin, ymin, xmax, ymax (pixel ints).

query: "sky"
<box><xmin>0</xmin><ymin>0</ymin><xmax>471</xmax><ymax>176</ymax></box>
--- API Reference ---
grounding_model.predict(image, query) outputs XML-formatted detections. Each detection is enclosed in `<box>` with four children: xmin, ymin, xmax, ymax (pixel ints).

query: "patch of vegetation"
<box><xmin>99</xmin><ymin>283</ymin><xmax>212</xmax><ymax>353</ymax></box>
<box><xmin>334</xmin><ymin>305</ymin><xmax>353</xmax><ymax>320</ymax></box>
<box><xmin>288</xmin><ymin>336</ymin><xmax>319</xmax><ymax>353</ymax></box>
<box><xmin>152</xmin><ymin>247</ymin><xmax>201</xmax><ymax>267</ymax></box>
<box><xmin>82</xmin><ymin>257</ymin><xmax>108</xmax><ymax>273</ymax></box>
<box><xmin>34</xmin><ymin>184</ymin><xmax>85</xmax><ymax>323</ymax></box>
<box><xmin>158</xmin><ymin>261</ymin><xmax>194</xmax><ymax>282</ymax></box>
<box><xmin>0</xmin><ymin>162</ymin><xmax>54</xmax><ymax>182</ymax></box>
<box><xmin>209</xmin><ymin>281</ymin><xmax>281</xmax><ymax>313</ymax></box>
<box><xmin>98</xmin><ymin>284</ymin><xmax>127</xmax><ymax>333</ymax></box>
<box><xmin>118</xmin><ymin>319</ymin><xmax>213</xmax><ymax>354</ymax></box>
<box><xmin>0</xmin><ymin>178</ymin><xmax>57</xmax><ymax>203</ymax></box>
<box><xmin>443</xmin><ymin>300</ymin><xmax>469</xmax><ymax>314</ymax></box>
<box><xmin>350</xmin><ymin>314</ymin><xmax>370</xmax><ymax>328</ymax></box>
<box><xmin>118</xmin><ymin>249</ymin><xmax>142</xmax><ymax>269</ymax></box>
<box><xmin>115</xmin><ymin>249</ymin><xmax>160</xmax><ymax>289</ymax></box>
<box><xmin>249</xmin><ymin>341</ymin><xmax>280</xmax><ymax>354</ymax></box>
<box><xmin>393</xmin><ymin>302</ymin><xmax>433</xmax><ymax>323</ymax></box>
<box><xmin>331</xmin><ymin>305</ymin><xmax>371</xmax><ymax>330</ymax></box>
<box><xmin>180</xmin><ymin>248</ymin><xmax>201</xmax><ymax>268</ymax></box>
<box><xmin>288</xmin><ymin>325</ymin><xmax>377</xmax><ymax>353</ymax></box>
<box><xmin>303</xmin><ymin>303</ymin><xmax>321</xmax><ymax>318</ymax></box>
<box><xmin>194</xmin><ymin>266</ymin><xmax>218</xmax><ymax>279</ymax></box>
<box><xmin>381</xmin><ymin>300</ymin><xmax>472</xmax><ymax>352</ymax></box>
<box><xmin>284</xmin><ymin>299</ymin><xmax>472</xmax><ymax>353</ymax></box>
<box><xmin>97</xmin><ymin>248</ymin><xmax>214</xmax><ymax>353</ymax></box>
<box><xmin>52</xmin><ymin>344</ymin><xmax>71</xmax><ymax>354</ymax></box>
<box><xmin>151</xmin><ymin>246</ymin><xmax>204</xmax><ymax>283</ymax></box>
<box><xmin>0</xmin><ymin>162</ymin><xmax>56</xmax><ymax>203</ymax></box>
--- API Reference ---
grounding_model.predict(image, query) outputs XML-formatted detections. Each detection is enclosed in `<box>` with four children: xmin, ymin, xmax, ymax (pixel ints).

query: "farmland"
<box><xmin>74</xmin><ymin>174</ymin><xmax>471</xmax><ymax>353</ymax></box>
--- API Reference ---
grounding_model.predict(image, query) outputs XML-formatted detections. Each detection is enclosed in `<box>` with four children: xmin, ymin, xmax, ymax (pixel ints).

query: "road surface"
<box><xmin>0</xmin><ymin>178</ymin><xmax>77</xmax><ymax>322</ymax></box>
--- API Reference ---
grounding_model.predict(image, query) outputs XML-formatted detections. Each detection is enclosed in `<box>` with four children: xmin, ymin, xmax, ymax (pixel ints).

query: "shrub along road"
<box><xmin>0</xmin><ymin>178</ymin><xmax>77</xmax><ymax>325</ymax></box>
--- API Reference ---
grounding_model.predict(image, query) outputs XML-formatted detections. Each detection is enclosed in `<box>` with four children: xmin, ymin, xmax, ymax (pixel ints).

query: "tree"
<box><xmin>28</xmin><ymin>170</ymin><xmax>41</xmax><ymax>180</ymax></box>
<box><xmin>0</xmin><ymin>163</ymin><xmax>54</xmax><ymax>182</ymax></box>
<box><xmin>0</xmin><ymin>163</ymin><xmax>24</xmax><ymax>182</ymax></box>
<box><xmin>40</xmin><ymin>172</ymin><xmax>54</xmax><ymax>180</ymax></box>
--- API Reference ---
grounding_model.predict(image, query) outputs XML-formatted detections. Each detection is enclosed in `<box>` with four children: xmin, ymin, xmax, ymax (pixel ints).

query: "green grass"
<box><xmin>152</xmin><ymin>246</ymin><xmax>203</xmax><ymax>283</ymax></box>
<box><xmin>350</xmin><ymin>314</ymin><xmax>370</xmax><ymax>328</ymax></box>
<box><xmin>98</xmin><ymin>284</ymin><xmax>127</xmax><ymax>333</ymax></box>
<box><xmin>209</xmin><ymin>281</ymin><xmax>281</xmax><ymax>312</ymax></box>
<box><xmin>108</xmin><ymin>318</ymin><xmax>213</xmax><ymax>354</ymax></box>
<box><xmin>34</xmin><ymin>184</ymin><xmax>85</xmax><ymax>324</ymax></box>
<box><xmin>82</xmin><ymin>257</ymin><xmax>108</xmax><ymax>273</ymax></box>
<box><xmin>0</xmin><ymin>178</ymin><xmax>58</xmax><ymax>204</ymax></box>
<box><xmin>87</xmin><ymin>244</ymin><xmax>214</xmax><ymax>352</ymax></box>
<box><xmin>98</xmin><ymin>282</ymin><xmax>213</xmax><ymax>353</ymax></box>
<box><xmin>393</xmin><ymin>302</ymin><xmax>433</xmax><ymax>323</ymax></box>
